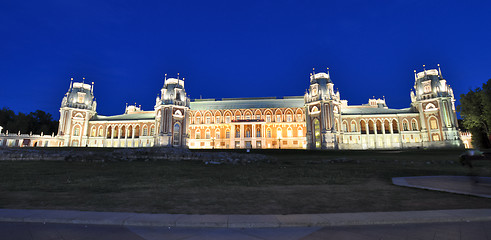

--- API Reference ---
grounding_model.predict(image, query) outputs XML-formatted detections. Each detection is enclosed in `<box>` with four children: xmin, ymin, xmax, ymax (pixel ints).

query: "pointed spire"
<box><xmin>91</xmin><ymin>82</ymin><xmax>94</xmax><ymax>94</ymax></box>
<box><xmin>437</xmin><ymin>63</ymin><xmax>442</xmax><ymax>78</ymax></box>
<box><xmin>177</xmin><ymin>72</ymin><xmax>180</xmax><ymax>80</ymax></box>
<box><xmin>327</xmin><ymin>67</ymin><xmax>330</xmax><ymax>78</ymax></box>
<box><xmin>414</xmin><ymin>70</ymin><xmax>417</xmax><ymax>81</ymax></box>
<box><xmin>164</xmin><ymin>73</ymin><xmax>167</xmax><ymax>80</ymax></box>
<box><xmin>82</xmin><ymin>77</ymin><xmax>85</xmax><ymax>84</ymax></box>
<box><xmin>69</xmin><ymin>77</ymin><xmax>74</xmax><ymax>90</ymax></box>
<box><xmin>423</xmin><ymin>65</ymin><xmax>427</xmax><ymax>77</ymax></box>
<box><xmin>312</xmin><ymin>67</ymin><xmax>315</xmax><ymax>75</ymax></box>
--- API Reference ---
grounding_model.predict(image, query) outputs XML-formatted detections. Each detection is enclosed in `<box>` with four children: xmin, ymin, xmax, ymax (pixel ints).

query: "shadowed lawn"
<box><xmin>0</xmin><ymin>149</ymin><xmax>490</xmax><ymax>214</ymax></box>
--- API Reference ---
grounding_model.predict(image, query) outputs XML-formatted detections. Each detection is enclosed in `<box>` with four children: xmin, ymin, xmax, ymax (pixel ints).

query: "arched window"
<box><xmin>313</xmin><ymin>118</ymin><xmax>321</xmax><ymax>149</ymax></box>
<box><xmin>73</xmin><ymin>125</ymin><xmax>80</xmax><ymax>136</ymax></box>
<box><xmin>98</xmin><ymin>126</ymin><xmax>104</xmax><ymax>137</ymax></box>
<box><xmin>215</xmin><ymin>129</ymin><xmax>220</xmax><ymax>139</ymax></box>
<box><xmin>350</xmin><ymin>121</ymin><xmax>357</xmax><ymax>132</ymax></box>
<box><xmin>107</xmin><ymin>126</ymin><xmax>112</xmax><ymax>138</ymax></box>
<box><xmin>143</xmin><ymin>126</ymin><xmax>148</xmax><ymax>136</ymax></box>
<box><xmin>297</xmin><ymin>127</ymin><xmax>303</xmax><ymax>137</ymax></box>
<box><xmin>276</xmin><ymin>128</ymin><xmax>282</xmax><ymax>138</ymax></box>
<box><xmin>392</xmin><ymin>120</ymin><xmax>399</xmax><ymax>133</ymax></box>
<box><xmin>90</xmin><ymin>127</ymin><xmax>96</xmax><ymax>137</ymax></box>
<box><xmin>360</xmin><ymin>120</ymin><xmax>367</xmax><ymax>134</ymax></box>
<box><xmin>173</xmin><ymin>123</ymin><xmax>181</xmax><ymax>146</ymax></box>
<box><xmin>402</xmin><ymin>120</ymin><xmax>409</xmax><ymax>131</ymax></box>
<box><xmin>150</xmin><ymin>125</ymin><xmax>155</xmax><ymax>136</ymax></box>
<box><xmin>256</xmin><ymin>127</ymin><xmax>261</xmax><ymax>137</ymax></box>
<box><xmin>342</xmin><ymin>121</ymin><xmax>348</xmax><ymax>132</ymax></box>
<box><xmin>429</xmin><ymin>118</ymin><xmax>439</xmax><ymax>130</ymax></box>
<box><xmin>205</xmin><ymin>129</ymin><xmax>211</xmax><ymax>139</ymax></box>
<box><xmin>121</xmin><ymin>126</ymin><xmax>126</xmax><ymax>138</ymax></box>
<box><xmin>195</xmin><ymin>129</ymin><xmax>201</xmax><ymax>139</ymax></box>
<box><xmin>287</xmin><ymin>127</ymin><xmax>293</xmax><ymax>137</ymax></box>
<box><xmin>411</xmin><ymin>119</ymin><xmax>418</xmax><ymax>131</ymax></box>
<box><xmin>235</xmin><ymin>128</ymin><xmax>240</xmax><ymax>138</ymax></box>
<box><xmin>134</xmin><ymin>125</ymin><xmax>140</xmax><ymax>138</ymax></box>
<box><xmin>226</xmin><ymin>129</ymin><xmax>230</xmax><ymax>138</ymax></box>
<box><xmin>267</xmin><ymin>128</ymin><xmax>272</xmax><ymax>138</ymax></box>
<box><xmin>245</xmin><ymin>128</ymin><xmax>251</xmax><ymax>137</ymax></box>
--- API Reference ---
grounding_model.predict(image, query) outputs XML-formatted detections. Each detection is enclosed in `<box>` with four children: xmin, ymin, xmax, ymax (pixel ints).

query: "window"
<box><xmin>287</xmin><ymin>128</ymin><xmax>292</xmax><ymax>137</ymax></box>
<box><xmin>196</xmin><ymin>117</ymin><xmax>201</xmax><ymax>124</ymax></box>
<box><xmin>225</xmin><ymin>116</ymin><xmax>231</xmax><ymax>123</ymax></box>
<box><xmin>298</xmin><ymin>128</ymin><xmax>303</xmax><ymax>137</ymax></box>
<box><xmin>195</xmin><ymin>130</ymin><xmax>201</xmax><ymax>139</ymax></box>
<box><xmin>215</xmin><ymin>116</ymin><xmax>220</xmax><ymax>123</ymax></box>
<box><xmin>246</xmin><ymin>129</ymin><xmax>251</xmax><ymax>137</ymax></box>
<box><xmin>351</xmin><ymin>122</ymin><xmax>357</xmax><ymax>132</ymax></box>
<box><xmin>235</xmin><ymin>128</ymin><xmax>240</xmax><ymax>138</ymax></box>
<box><xmin>245</xmin><ymin>115</ymin><xmax>251</xmax><ymax>120</ymax></box>
<box><xmin>91</xmin><ymin>128</ymin><xmax>96</xmax><ymax>137</ymax></box>
<box><xmin>266</xmin><ymin>115</ymin><xmax>271</xmax><ymax>122</ymax></box>
<box><xmin>411</xmin><ymin>121</ymin><xmax>417</xmax><ymax>131</ymax></box>
<box><xmin>205</xmin><ymin>130</ymin><xmax>210</xmax><ymax>139</ymax></box>
<box><xmin>276</xmin><ymin>115</ymin><xmax>281</xmax><ymax>122</ymax></box>
<box><xmin>215</xmin><ymin>131</ymin><xmax>220</xmax><ymax>139</ymax></box>
<box><xmin>430</xmin><ymin>118</ymin><xmax>438</xmax><ymax>130</ymax></box>
<box><xmin>173</xmin><ymin>123</ymin><xmax>180</xmax><ymax>146</ymax></box>
<box><xmin>73</xmin><ymin>126</ymin><xmax>80</xmax><ymax>136</ymax></box>
<box><xmin>206</xmin><ymin>117</ymin><xmax>211</xmax><ymax>124</ymax></box>
<box><xmin>267</xmin><ymin>129</ymin><xmax>272</xmax><ymax>138</ymax></box>
<box><xmin>77</xmin><ymin>92</ymin><xmax>86</xmax><ymax>103</ymax></box>
<box><xmin>150</xmin><ymin>126</ymin><xmax>155</xmax><ymax>136</ymax></box>
<box><xmin>98</xmin><ymin>127</ymin><xmax>103</xmax><ymax>137</ymax></box>
<box><xmin>226</xmin><ymin>130</ymin><xmax>230</xmax><ymax>139</ymax></box>
<box><xmin>256</xmin><ymin>129</ymin><xmax>261</xmax><ymax>137</ymax></box>
<box><xmin>143</xmin><ymin>127</ymin><xmax>148</xmax><ymax>136</ymax></box>
<box><xmin>342</xmin><ymin>122</ymin><xmax>348</xmax><ymax>132</ymax></box>
<box><xmin>256</xmin><ymin>115</ymin><xmax>260</xmax><ymax>120</ymax></box>
<box><xmin>236</xmin><ymin>116</ymin><xmax>241</xmax><ymax>120</ymax></box>
<box><xmin>277</xmin><ymin>128</ymin><xmax>282</xmax><ymax>138</ymax></box>
<box><xmin>403</xmin><ymin>122</ymin><xmax>409</xmax><ymax>131</ymax></box>
<box><xmin>286</xmin><ymin>115</ymin><xmax>292</xmax><ymax>122</ymax></box>
<box><xmin>297</xmin><ymin>114</ymin><xmax>302</xmax><ymax>122</ymax></box>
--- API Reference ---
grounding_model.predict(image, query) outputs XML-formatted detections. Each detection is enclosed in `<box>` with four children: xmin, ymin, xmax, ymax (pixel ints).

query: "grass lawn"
<box><xmin>0</xmin><ymin>149</ymin><xmax>490</xmax><ymax>214</ymax></box>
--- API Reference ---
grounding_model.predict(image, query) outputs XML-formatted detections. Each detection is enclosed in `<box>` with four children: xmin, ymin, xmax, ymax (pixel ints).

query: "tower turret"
<box><xmin>411</xmin><ymin>65</ymin><xmax>462</xmax><ymax>147</ymax></box>
<box><xmin>58</xmin><ymin>78</ymin><xmax>97</xmax><ymax>147</ymax></box>
<box><xmin>154</xmin><ymin>74</ymin><xmax>190</xmax><ymax>147</ymax></box>
<box><xmin>304</xmin><ymin>68</ymin><xmax>342</xmax><ymax>149</ymax></box>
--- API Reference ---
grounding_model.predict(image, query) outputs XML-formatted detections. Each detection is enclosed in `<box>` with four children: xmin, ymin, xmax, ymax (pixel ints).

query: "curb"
<box><xmin>1</xmin><ymin>209</ymin><xmax>490</xmax><ymax>228</ymax></box>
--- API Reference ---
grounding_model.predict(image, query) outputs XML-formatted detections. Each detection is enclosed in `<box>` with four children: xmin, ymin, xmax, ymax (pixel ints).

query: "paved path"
<box><xmin>2</xmin><ymin>221</ymin><xmax>491</xmax><ymax>240</ymax></box>
<box><xmin>1</xmin><ymin>209</ymin><xmax>491</xmax><ymax>228</ymax></box>
<box><xmin>392</xmin><ymin>176</ymin><xmax>491</xmax><ymax>198</ymax></box>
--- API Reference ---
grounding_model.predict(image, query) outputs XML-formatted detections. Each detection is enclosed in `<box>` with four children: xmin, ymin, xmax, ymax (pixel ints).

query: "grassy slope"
<box><xmin>0</xmin><ymin>149</ymin><xmax>489</xmax><ymax>214</ymax></box>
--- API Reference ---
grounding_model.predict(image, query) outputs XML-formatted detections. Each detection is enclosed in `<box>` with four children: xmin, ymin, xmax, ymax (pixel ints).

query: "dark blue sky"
<box><xmin>1</xmin><ymin>0</ymin><xmax>490</xmax><ymax>119</ymax></box>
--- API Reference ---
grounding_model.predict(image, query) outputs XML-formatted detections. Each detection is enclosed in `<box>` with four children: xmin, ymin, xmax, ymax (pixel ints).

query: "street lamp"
<box><xmin>211</xmin><ymin>137</ymin><xmax>215</xmax><ymax>149</ymax></box>
<box><xmin>278</xmin><ymin>136</ymin><xmax>281</xmax><ymax>149</ymax></box>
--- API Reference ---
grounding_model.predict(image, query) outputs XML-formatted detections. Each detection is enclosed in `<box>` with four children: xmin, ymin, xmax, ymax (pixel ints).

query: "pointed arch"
<box><xmin>392</xmin><ymin>119</ymin><xmax>399</xmax><ymax>133</ymax></box>
<box><xmin>350</xmin><ymin>120</ymin><xmax>357</xmax><ymax>132</ymax></box>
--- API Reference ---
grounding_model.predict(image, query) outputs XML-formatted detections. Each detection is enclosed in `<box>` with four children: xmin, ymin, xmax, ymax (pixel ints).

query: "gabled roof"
<box><xmin>91</xmin><ymin>112</ymin><xmax>155</xmax><ymax>121</ymax></box>
<box><xmin>190</xmin><ymin>96</ymin><xmax>304</xmax><ymax>110</ymax></box>
<box><xmin>341</xmin><ymin>107</ymin><xmax>417</xmax><ymax>115</ymax></box>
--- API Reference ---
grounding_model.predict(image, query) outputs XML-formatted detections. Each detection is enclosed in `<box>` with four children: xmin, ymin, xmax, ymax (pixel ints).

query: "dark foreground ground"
<box><xmin>0</xmin><ymin>148</ymin><xmax>489</xmax><ymax>214</ymax></box>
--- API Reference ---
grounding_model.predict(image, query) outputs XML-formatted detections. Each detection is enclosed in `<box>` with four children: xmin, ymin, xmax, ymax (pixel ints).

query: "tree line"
<box><xmin>0</xmin><ymin>108</ymin><xmax>58</xmax><ymax>135</ymax></box>
<box><xmin>458</xmin><ymin>79</ymin><xmax>491</xmax><ymax>149</ymax></box>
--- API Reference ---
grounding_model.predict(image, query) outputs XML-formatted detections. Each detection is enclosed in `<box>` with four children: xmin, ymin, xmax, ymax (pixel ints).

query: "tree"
<box><xmin>0</xmin><ymin>107</ymin><xmax>58</xmax><ymax>135</ymax></box>
<box><xmin>458</xmin><ymin>79</ymin><xmax>491</xmax><ymax>149</ymax></box>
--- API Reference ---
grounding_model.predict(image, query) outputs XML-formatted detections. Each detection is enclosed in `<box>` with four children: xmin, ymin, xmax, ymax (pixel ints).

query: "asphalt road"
<box><xmin>1</xmin><ymin>221</ymin><xmax>490</xmax><ymax>240</ymax></box>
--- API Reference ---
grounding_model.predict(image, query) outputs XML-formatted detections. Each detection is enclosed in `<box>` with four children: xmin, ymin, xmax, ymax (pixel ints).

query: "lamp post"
<box><xmin>211</xmin><ymin>137</ymin><xmax>215</xmax><ymax>150</ymax></box>
<box><xmin>278</xmin><ymin>136</ymin><xmax>281</xmax><ymax>149</ymax></box>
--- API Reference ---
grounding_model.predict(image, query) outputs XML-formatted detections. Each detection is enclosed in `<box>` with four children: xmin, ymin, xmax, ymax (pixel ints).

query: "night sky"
<box><xmin>1</xmin><ymin>1</ymin><xmax>490</xmax><ymax>119</ymax></box>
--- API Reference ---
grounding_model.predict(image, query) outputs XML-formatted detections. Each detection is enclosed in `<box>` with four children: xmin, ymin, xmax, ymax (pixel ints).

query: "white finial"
<box><xmin>177</xmin><ymin>73</ymin><xmax>180</xmax><ymax>80</ymax></box>
<box><xmin>437</xmin><ymin>63</ymin><xmax>442</xmax><ymax>77</ymax></box>
<box><xmin>164</xmin><ymin>73</ymin><xmax>167</xmax><ymax>80</ymax></box>
<box><xmin>414</xmin><ymin>70</ymin><xmax>417</xmax><ymax>81</ymax></box>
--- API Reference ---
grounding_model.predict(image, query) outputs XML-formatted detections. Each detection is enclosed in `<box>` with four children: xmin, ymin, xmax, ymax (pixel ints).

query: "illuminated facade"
<box><xmin>0</xmin><ymin>65</ymin><xmax>464</xmax><ymax>149</ymax></box>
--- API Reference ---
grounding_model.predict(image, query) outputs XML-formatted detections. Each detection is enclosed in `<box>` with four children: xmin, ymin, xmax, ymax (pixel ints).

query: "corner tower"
<box><xmin>58</xmin><ymin>78</ymin><xmax>97</xmax><ymax>147</ymax></box>
<box><xmin>410</xmin><ymin>65</ymin><xmax>462</xmax><ymax>147</ymax></box>
<box><xmin>154</xmin><ymin>74</ymin><xmax>190</xmax><ymax>147</ymax></box>
<box><xmin>304</xmin><ymin>69</ymin><xmax>342</xmax><ymax>149</ymax></box>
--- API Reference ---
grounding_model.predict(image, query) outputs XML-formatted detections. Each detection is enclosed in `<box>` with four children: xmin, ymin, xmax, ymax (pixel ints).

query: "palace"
<box><xmin>0</xmin><ymin>65</ymin><xmax>464</xmax><ymax>149</ymax></box>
